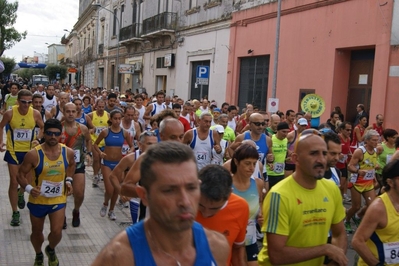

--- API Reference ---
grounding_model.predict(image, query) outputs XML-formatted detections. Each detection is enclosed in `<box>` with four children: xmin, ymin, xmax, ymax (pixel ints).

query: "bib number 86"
<box><xmin>391</xmin><ymin>249</ymin><xmax>399</xmax><ymax>260</ymax></box>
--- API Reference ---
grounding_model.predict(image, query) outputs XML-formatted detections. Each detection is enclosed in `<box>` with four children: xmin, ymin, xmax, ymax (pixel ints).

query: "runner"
<box><xmin>16</xmin><ymin>119</ymin><xmax>75</xmax><ymax>266</ymax></box>
<box><xmin>2</xmin><ymin>82</ymin><xmax>19</xmax><ymax>113</ymax></box>
<box><xmin>91</xmin><ymin>142</ymin><xmax>229</xmax><ymax>266</ymax></box>
<box><xmin>72</xmin><ymin>98</ymin><xmax>94</xmax><ymax>129</ymax></box>
<box><xmin>82</xmin><ymin>95</ymin><xmax>92</xmax><ymax>114</ymax></box>
<box><xmin>120</xmin><ymin>106</ymin><xmax>141</xmax><ymax>155</ymax></box>
<box><xmin>337</xmin><ymin>121</ymin><xmax>352</xmax><ymax>200</ymax></box>
<box><xmin>50</xmin><ymin>92</ymin><xmax>69</xmax><ymax>121</ymax></box>
<box><xmin>350</xmin><ymin>115</ymin><xmax>368</xmax><ymax>153</ymax></box>
<box><xmin>42</xmin><ymin>85</ymin><xmax>58</xmax><ymax>112</ymax></box>
<box><xmin>32</xmin><ymin>94</ymin><xmax>52</xmax><ymax>137</ymax></box>
<box><xmin>267</xmin><ymin>122</ymin><xmax>289</xmax><ymax>188</ymax></box>
<box><xmin>285</xmin><ymin>118</ymin><xmax>308</xmax><ymax>177</ymax></box>
<box><xmin>0</xmin><ymin>89</ymin><xmax>44</xmax><ymax>226</ymax></box>
<box><xmin>60</xmin><ymin>103</ymin><xmax>92</xmax><ymax>227</ymax></box>
<box><xmin>94</xmin><ymin>110</ymin><xmax>133</xmax><ymax>220</ymax></box>
<box><xmin>143</xmin><ymin>91</ymin><xmax>166</xmax><ymax>121</ymax></box>
<box><xmin>375</xmin><ymin>129</ymin><xmax>397</xmax><ymax>192</ymax></box>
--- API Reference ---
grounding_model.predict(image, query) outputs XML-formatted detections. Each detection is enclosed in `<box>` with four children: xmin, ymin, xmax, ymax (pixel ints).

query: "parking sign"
<box><xmin>196</xmin><ymin>66</ymin><xmax>209</xmax><ymax>85</ymax></box>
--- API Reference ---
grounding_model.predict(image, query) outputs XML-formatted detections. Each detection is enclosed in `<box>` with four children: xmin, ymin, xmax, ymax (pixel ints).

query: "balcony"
<box><xmin>120</xmin><ymin>23</ymin><xmax>143</xmax><ymax>44</ymax></box>
<box><xmin>142</xmin><ymin>12</ymin><xmax>177</xmax><ymax>38</ymax></box>
<box><xmin>98</xmin><ymin>44</ymin><xmax>104</xmax><ymax>55</ymax></box>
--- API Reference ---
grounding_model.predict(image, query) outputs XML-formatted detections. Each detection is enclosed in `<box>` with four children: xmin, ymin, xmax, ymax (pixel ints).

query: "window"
<box><xmin>120</xmin><ymin>5</ymin><xmax>124</xmax><ymax>26</ymax></box>
<box><xmin>113</xmin><ymin>8</ymin><xmax>117</xmax><ymax>36</ymax></box>
<box><xmin>156</xmin><ymin>57</ymin><xmax>166</xmax><ymax>68</ymax></box>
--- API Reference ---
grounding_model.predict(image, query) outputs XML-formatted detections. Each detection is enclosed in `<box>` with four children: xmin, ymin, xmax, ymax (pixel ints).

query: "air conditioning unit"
<box><xmin>135</xmin><ymin>62</ymin><xmax>142</xmax><ymax>71</ymax></box>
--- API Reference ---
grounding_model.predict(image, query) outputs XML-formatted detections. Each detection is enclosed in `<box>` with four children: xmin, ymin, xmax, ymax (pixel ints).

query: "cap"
<box><xmin>277</xmin><ymin>122</ymin><xmax>290</xmax><ymax>131</ymax></box>
<box><xmin>210</xmin><ymin>101</ymin><xmax>217</xmax><ymax>107</ymax></box>
<box><xmin>213</xmin><ymin>108</ymin><xmax>221</xmax><ymax>113</ymax></box>
<box><xmin>120</xmin><ymin>94</ymin><xmax>126</xmax><ymax>98</ymax></box>
<box><xmin>120</xmin><ymin>101</ymin><xmax>127</xmax><ymax>107</ymax></box>
<box><xmin>214</xmin><ymin>125</ymin><xmax>224</xmax><ymax>133</ymax></box>
<box><xmin>298</xmin><ymin>118</ymin><xmax>308</xmax><ymax>126</ymax></box>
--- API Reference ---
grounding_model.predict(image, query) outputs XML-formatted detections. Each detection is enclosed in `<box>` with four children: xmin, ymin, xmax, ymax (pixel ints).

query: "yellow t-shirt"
<box><xmin>358</xmin><ymin>193</ymin><xmax>399</xmax><ymax>265</ymax></box>
<box><xmin>29</xmin><ymin>144</ymin><xmax>69</xmax><ymax>205</ymax></box>
<box><xmin>258</xmin><ymin>175</ymin><xmax>345</xmax><ymax>266</ymax></box>
<box><xmin>7</xmin><ymin>106</ymin><xmax>36</xmax><ymax>152</ymax></box>
<box><xmin>91</xmin><ymin>111</ymin><xmax>109</xmax><ymax>147</ymax></box>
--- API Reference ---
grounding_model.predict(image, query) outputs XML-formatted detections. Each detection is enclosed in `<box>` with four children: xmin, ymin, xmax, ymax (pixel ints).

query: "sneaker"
<box><xmin>10</xmin><ymin>211</ymin><xmax>20</xmax><ymax>226</ymax></box>
<box><xmin>108</xmin><ymin>211</ymin><xmax>116</xmax><ymax>220</ymax></box>
<box><xmin>343</xmin><ymin>194</ymin><xmax>351</xmax><ymax>203</ymax></box>
<box><xmin>352</xmin><ymin>215</ymin><xmax>361</xmax><ymax>227</ymax></box>
<box><xmin>100</xmin><ymin>205</ymin><xmax>107</xmax><ymax>217</ymax></box>
<box><xmin>34</xmin><ymin>253</ymin><xmax>44</xmax><ymax>266</ymax></box>
<box><xmin>63</xmin><ymin>216</ymin><xmax>67</xmax><ymax>230</ymax></box>
<box><xmin>17</xmin><ymin>188</ymin><xmax>25</xmax><ymax>209</ymax></box>
<box><xmin>124</xmin><ymin>201</ymin><xmax>129</xmax><ymax>208</ymax></box>
<box><xmin>92</xmin><ymin>175</ymin><xmax>99</xmax><ymax>187</ymax></box>
<box><xmin>99</xmin><ymin>173</ymin><xmax>103</xmax><ymax>181</ymax></box>
<box><xmin>344</xmin><ymin>222</ymin><xmax>353</xmax><ymax>234</ymax></box>
<box><xmin>72</xmin><ymin>209</ymin><xmax>80</xmax><ymax>227</ymax></box>
<box><xmin>45</xmin><ymin>246</ymin><xmax>59</xmax><ymax>266</ymax></box>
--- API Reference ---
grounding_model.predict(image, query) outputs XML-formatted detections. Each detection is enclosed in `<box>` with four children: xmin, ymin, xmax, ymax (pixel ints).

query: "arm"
<box><xmin>91</xmin><ymin>231</ymin><xmax>135</xmax><ymax>266</ymax></box>
<box><xmin>120</xmin><ymin>155</ymin><xmax>143</xmax><ymax>197</ymax></box>
<box><xmin>143</xmin><ymin>104</ymin><xmax>153</xmax><ymax>120</ymax></box>
<box><xmin>134</xmin><ymin>121</ymin><xmax>142</xmax><ymax>139</ymax></box>
<box><xmin>347</xmin><ymin>149</ymin><xmax>366</xmax><ymax>176</ymax></box>
<box><xmin>212</xmin><ymin>130</ymin><xmax>222</xmax><ymax>154</ymax></box>
<box><xmin>33</xmin><ymin>109</ymin><xmax>44</xmax><ymax>139</ymax></box>
<box><xmin>81</xmin><ymin>125</ymin><xmax>92</xmax><ymax>153</ymax></box>
<box><xmin>229</xmin><ymin>133</ymin><xmax>244</xmax><ymax>152</ymax></box>
<box><xmin>231</xmin><ymin>244</ymin><xmax>247</xmax><ymax>266</ymax></box>
<box><xmin>329</xmin><ymin>221</ymin><xmax>348</xmax><ymax>263</ymax></box>
<box><xmin>352</xmin><ymin>199</ymin><xmax>385</xmax><ymax>266</ymax></box>
<box><xmin>123</xmin><ymin>130</ymin><xmax>134</xmax><ymax>152</ymax></box>
<box><xmin>50</xmin><ymin>106</ymin><xmax>56</xmax><ymax>118</ymax></box>
<box><xmin>44</xmin><ymin>110</ymin><xmax>52</xmax><ymax>121</ymax></box>
<box><xmin>354</xmin><ymin>127</ymin><xmax>364</xmax><ymax>142</ymax></box>
<box><xmin>205</xmin><ymin>229</ymin><xmax>230</xmax><ymax>266</ymax></box>
<box><xmin>266</xmin><ymin>135</ymin><xmax>274</xmax><ymax>163</ymax></box>
<box><xmin>85</xmin><ymin>114</ymin><xmax>95</xmax><ymax>130</ymax></box>
<box><xmin>65</xmin><ymin>147</ymin><xmax>76</xmax><ymax>196</ymax></box>
<box><xmin>0</xmin><ymin>110</ymin><xmax>12</xmax><ymax>151</ymax></box>
<box><xmin>182</xmin><ymin>130</ymin><xmax>193</xmax><ymax>145</ymax></box>
<box><xmin>235</xmin><ymin>120</ymin><xmax>244</xmax><ymax>134</ymax></box>
<box><xmin>16</xmin><ymin>150</ymin><xmax>39</xmax><ymax>195</ymax></box>
<box><xmin>110</xmin><ymin>154</ymin><xmax>135</xmax><ymax>194</ymax></box>
<box><xmin>255</xmin><ymin>177</ymin><xmax>265</xmax><ymax>224</ymax></box>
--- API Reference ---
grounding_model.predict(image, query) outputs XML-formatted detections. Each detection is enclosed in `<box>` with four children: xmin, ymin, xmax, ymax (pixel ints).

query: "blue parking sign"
<box><xmin>196</xmin><ymin>66</ymin><xmax>209</xmax><ymax>85</ymax></box>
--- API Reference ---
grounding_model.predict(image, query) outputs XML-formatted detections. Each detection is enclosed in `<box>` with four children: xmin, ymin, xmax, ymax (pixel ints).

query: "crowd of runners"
<box><xmin>0</xmin><ymin>81</ymin><xmax>398</xmax><ymax>266</ymax></box>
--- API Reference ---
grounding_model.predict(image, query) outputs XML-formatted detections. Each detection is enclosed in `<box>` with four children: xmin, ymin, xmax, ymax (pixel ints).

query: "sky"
<box><xmin>3</xmin><ymin>0</ymin><xmax>79</xmax><ymax>61</ymax></box>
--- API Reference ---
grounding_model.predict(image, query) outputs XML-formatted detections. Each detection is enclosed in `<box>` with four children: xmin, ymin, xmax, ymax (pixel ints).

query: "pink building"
<box><xmin>226</xmin><ymin>0</ymin><xmax>399</xmax><ymax>128</ymax></box>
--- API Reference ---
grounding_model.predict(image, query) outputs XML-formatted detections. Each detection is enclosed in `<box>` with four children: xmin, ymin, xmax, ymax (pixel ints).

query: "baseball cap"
<box><xmin>120</xmin><ymin>101</ymin><xmax>127</xmax><ymax>107</ymax></box>
<box><xmin>214</xmin><ymin>125</ymin><xmax>224</xmax><ymax>133</ymax></box>
<box><xmin>213</xmin><ymin>108</ymin><xmax>221</xmax><ymax>113</ymax></box>
<box><xmin>298</xmin><ymin>118</ymin><xmax>308</xmax><ymax>126</ymax></box>
<box><xmin>120</xmin><ymin>94</ymin><xmax>126</xmax><ymax>98</ymax></box>
<box><xmin>210</xmin><ymin>101</ymin><xmax>218</xmax><ymax>107</ymax></box>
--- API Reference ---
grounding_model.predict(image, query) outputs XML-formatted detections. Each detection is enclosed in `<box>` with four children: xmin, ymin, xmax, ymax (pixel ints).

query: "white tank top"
<box><xmin>189</xmin><ymin>128</ymin><xmax>214</xmax><ymax>170</ymax></box>
<box><xmin>135</xmin><ymin>105</ymin><xmax>146</xmax><ymax>129</ymax></box>
<box><xmin>120</xmin><ymin>120</ymin><xmax>137</xmax><ymax>154</ymax></box>
<box><xmin>43</xmin><ymin>95</ymin><xmax>58</xmax><ymax>112</ymax></box>
<box><xmin>228</xmin><ymin>119</ymin><xmax>236</xmax><ymax>131</ymax></box>
<box><xmin>150</xmin><ymin>102</ymin><xmax>166</xmax><ymax>116</ymax></box>
<box><xmin>211</xmin><ymin>139</ymin><xmax>228</xmax><ymax>165</ymax></box>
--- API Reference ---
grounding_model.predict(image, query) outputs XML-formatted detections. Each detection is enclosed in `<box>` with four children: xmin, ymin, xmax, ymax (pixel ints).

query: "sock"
<box><xmin>46</xmin><ymin>246</ymin><xmax>54</xmax><ymax>253</ymax></box>
<box><xmin>36</xmin><ymin>252</ymin><xmax>43</xmax><ymax>257</ymax></box>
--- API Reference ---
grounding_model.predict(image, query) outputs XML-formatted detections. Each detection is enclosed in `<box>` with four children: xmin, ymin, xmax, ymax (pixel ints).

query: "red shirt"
<box><xmin>178</xmin><ymin>117</ymin><xmax>191</xmax><ymax>133</ymax></box>
<box><xmin>372</xmin><ymin>123</ymin><xmax>383</xmax><ymax>136</ymax></box>
<box><xmin>337</xmin><ymin>135</ymin><xmax>351</xmax><ymax>169</ymax></box>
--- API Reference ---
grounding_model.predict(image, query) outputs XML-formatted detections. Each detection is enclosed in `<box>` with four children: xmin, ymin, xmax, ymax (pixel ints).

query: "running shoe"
<box><xmin>33</xmin><ymin>253</ymin><xmax>44</xmax><ymax>266</ymax></box>
<box><xmin>99</xmin><ymin>173</ymin><xmax>103</xmax><ymax>181</ymax></box>
<box><xmin>63</xmin><ymin>216</ymin><xmax>67</xmax><ymax>229</ymax></box>
<box><xmin>17</xmin><ymin>188</ymin><xmax>25</xmax><ymax>209</ymax></box>
<box><xmin>45</xmin><ymin>246</ymin><xmax>59</xmax><ymax>266</ymax></box>
<box><xmin>72</xmin><ymin>209</ymin><xmax>80</xmax><ymax>227</ymax></box>
<box><xmin>343</xmin><ymin>194</ymin><xmax>351</xmax><ymax>203</ymax></box>
<box><xmin>352</xmin><ymin>216</ymin><xmax>361</xmax><ymax>227</ymax></box>
<box><xmin>10</xmin><ymin>211</ymin><xmax>20</xmax><ymax>226</ymax></box>
<box><xmin>92</xmin><ymin>175</ymin><xmax>99</xmax><ymax>187</ymax></box>
<box><xmin>344</xmin><ymin>222</ymin><xmax>353</xmax><ymax>234</ymax></box>
<box><xmin>100</xmin><ymin>205</ymin><xmax>107</xmax><ymax>217</ymax></box>
<box><xmin>108</xmin><ymin>211</ymin><xmax>116</xmax><ymax>220</ymax></box>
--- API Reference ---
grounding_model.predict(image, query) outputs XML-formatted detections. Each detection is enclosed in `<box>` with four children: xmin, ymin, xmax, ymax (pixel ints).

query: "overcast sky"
<box><xmin>3</xmin><ymin>0</ymin><xmax>79</xmax><ymax>61</ymax></box>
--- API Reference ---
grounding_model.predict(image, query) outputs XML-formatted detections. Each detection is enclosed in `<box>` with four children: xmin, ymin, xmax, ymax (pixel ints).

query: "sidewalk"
<box><xmin>0</xmin><ymin>162</ymin><xmax>132</xmax><ymax>266</ymax></box>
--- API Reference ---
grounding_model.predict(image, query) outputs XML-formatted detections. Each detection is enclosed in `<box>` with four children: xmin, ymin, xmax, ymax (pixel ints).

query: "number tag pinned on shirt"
<box><xmin>14</xmin><ymin>129</ymin><xmax>32</xmax><ymax>141</ymax></box>
<box><xmin>41</xmin><ymin>180</ymin><xmax>63</xmax><ymax>198</ymax></box>
<box><xmin>383</xmin><ymin>241</ymin><xmax>399</xmax><ymax>264</ymax></box>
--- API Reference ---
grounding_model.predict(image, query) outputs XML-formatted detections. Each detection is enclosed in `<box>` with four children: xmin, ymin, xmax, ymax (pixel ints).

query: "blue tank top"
<box><xmin>75</xmin><ymin>112</ymin><xmax>87</xmax><ymax>126</ymax></box>
<box><xmin>126</xmin><ymin>221</ymin><xmax>217</xmax><ymax>266</ymax></box>
<box><xmin>82</xmin><ymin>105</ymin><xmax>92</xmax><ymax>114</ymax></box>
<box><xmin>243</xmin><ymin>131</ymin><xmax>269</xmax><ymax>164</ymax></box>
<box><xmin>104</xmin><ymin>128</ymin><xmax>125</xmax><ymax>147</ymax></box>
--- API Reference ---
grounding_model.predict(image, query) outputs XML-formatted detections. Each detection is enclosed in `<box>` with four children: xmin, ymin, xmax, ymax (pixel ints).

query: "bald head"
<box><xmin>159</xmin><ymin>118</ymin><xmax>184</xmax><ymax>142</ymax></box>
<box><xmin>249</xmin><ymin>113</ymin><xmax>263</xmax><ymax>122</ymax></box>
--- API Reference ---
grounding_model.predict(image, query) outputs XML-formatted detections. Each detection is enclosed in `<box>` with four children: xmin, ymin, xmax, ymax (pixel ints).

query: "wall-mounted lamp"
<box><xmin>248</xmin><ymin>49</ymin><xmax>254</xmax><ymax>54</ymax></box>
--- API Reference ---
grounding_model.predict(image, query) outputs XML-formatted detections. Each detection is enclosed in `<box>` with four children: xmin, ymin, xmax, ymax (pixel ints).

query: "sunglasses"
<box><xmin>251</xmin><ymin>121</ymin><xmax>266</xmax><ymax>127</ymax></box>
<box><xmin>141</xmin><ymin>131</ymin><xmax>157</xmax><ymax>137</ymax></box>
<box><xmin>20</xmin><ymin>100</ymin><xmax>32</xmax><ymax>104</ymax></box>
<box><xmin>294</xmin><ymin>129</ymin><xmax>322</xmax><ymax>152</ymax></box>
<box><xmin>45</xmin><ymin>131</ymin><xmax>62</xmax><ymax>137</ymax></box>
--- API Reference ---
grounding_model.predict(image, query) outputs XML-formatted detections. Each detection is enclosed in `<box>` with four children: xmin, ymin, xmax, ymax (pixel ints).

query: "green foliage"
<box><xmin>16</xmin><ymin>68</ymin><xmax>45</xmax><ymax>79</ymax></box>
<box><xmin>45</xmin><ymin>64</ymin><xmax>67</xmax><ymax>80</ymax></box>
<box><xmin>0</xmin><ymin>56</ymin><xmax>15</xmax><ymax>78</ymax></box>
<box><xmin>0</xmin><ymin>0</ymin><xmax>27</xmax><ymax>57</ymax></box>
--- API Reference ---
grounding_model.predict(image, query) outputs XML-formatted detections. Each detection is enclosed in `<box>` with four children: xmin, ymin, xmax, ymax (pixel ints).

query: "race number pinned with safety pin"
<box><xmin>14</xmin><ymin>129</ymin><xmax>32</xmax><ymax>141</ymax></box>
<box><xmin>41</xmin><ymin>180</ymin><xmax>63</xmax><ymax>198</ymax></box>
<box><xmin>384</xmin><ymin>241</ymin><xmax>399</xmax><ymax>264</ymax></box>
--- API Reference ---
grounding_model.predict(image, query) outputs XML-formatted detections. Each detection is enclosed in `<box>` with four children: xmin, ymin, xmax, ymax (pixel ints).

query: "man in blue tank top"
<box><xmin>92</xmin><ymin>142</ymin><xmax>229</xmax><ymax>266</ymax></box>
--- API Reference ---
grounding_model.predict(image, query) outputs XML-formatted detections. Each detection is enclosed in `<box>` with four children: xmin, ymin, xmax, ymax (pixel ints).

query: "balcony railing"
<box><xmin>98</xmin><ymin>44</ymin><xmax>104</xmax><ymax>55</ymax></box>
<box><xmin>142</xmin><ymin>12</ymin><xmax>177</xmax><ymax>36</ymax></box>
<box><xmin>120</xmin><ymin>23</ymin><xmax>143</xmax><ymax>41</ymax></box>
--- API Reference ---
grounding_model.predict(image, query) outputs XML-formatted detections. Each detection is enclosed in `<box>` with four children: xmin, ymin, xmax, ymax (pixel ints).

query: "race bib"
<box><xmin>274</xmin><ymin>162</ymin><xmax>285</xmax><ymax>174</ymax></box>
<box><xmin>383</xmin><ymin>241</ymin><xmax>399</xmax><ymax>264</ymax></box>
<box><xmin>122</xmin><ymin>144</ymin><xmax>130</xmax><ymax>155</ymax></box>
<box><xmin>349</xmin><ymin>173</ymin><xmax>358</xmax><ymax>183</ymax></box>
<box><xmin>245</xmin><ymin>220</ymin><xmax>257</xmax><ymax>245</ymax></box>
<box><xmin>13</xmin><ymin>129</ymin><xmax>32</xmax><ymax>141</ymax></box>
<box><xmin>364</xmin><ymin>169</ymin><xmax>375</xmax><ymax>180</ymax></box>
<box><xmin>387</xmin><ymin>154</ymin><xmax>393</xmax><ymax>164</ymax></box>
<box><xmin>338</xmin><ymin>154</ymin><xmax>348</xmax><ymax>163</ymax></box>
<box><xmin>41</xmin><ymin>180</ymin><xmax>63</xmax><ymax>198</ymax></box>
<box><xmin>196</xmin><ymin>152</ymin><xmax>207</xmax><ymax>162</ymax></box>
<box><xmin>74</xmin><ymin>150</ymin><xmax>80</xmax><ymax>163</ymax></box>
<box><xmin>95</xmin><ymin>127</ymin><xmax>106</xmax><ymax>136</ymax></box>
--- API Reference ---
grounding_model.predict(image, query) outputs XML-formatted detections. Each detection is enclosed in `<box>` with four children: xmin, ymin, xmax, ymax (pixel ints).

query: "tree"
<box><xmin>45</xmin><ymin>64</ymin><xmax>67</xmax><ymax>81</ymax></box>
<box><xmin>0</xmin><ymin>56</ymin><xmax>15</xmax><ymax>79</ymax></box>
<box><xmin>0</xmin><ymin>0</ymin><xmax>27</xmax><ymax>57</ymax></box>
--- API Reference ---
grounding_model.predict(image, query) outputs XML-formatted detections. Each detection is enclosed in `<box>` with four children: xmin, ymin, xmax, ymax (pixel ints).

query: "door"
<box><xmin>238</xmin><ymin>56</ymin><xmax>270</xmax><ymax>111</ymax></box>
<box><xmin>190</xmin><ymin>60</ymin><xmax>210</xmax><ymax>100</ymax></box>
<box><xmin>156</xmin><ymin>75</ymin><xmax>166</xmax><ymax>92</ymax></box>
<box><xmin>345</xmin><ymin>49</ymin><xmax>374</xmax><ymax>124</ymax></box>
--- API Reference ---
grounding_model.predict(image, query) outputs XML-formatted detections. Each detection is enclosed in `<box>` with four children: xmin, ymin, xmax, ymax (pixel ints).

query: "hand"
<box><xmin>120</xmin><ymin>196</ymin><xmax>131</xmax><ymax>203</ymax></box>
<box><xmin>266</xmin><ymin>153</ymin><xmax>274</xmax><ymax>162</ymax></box>
<box><xmin>375</xmin><ymin>164</ymin><xmax>381</xmax><ymax>170</ymax></box>
<box><xmin>100</xmin><ymin>152</ymin><xmax>106</xmax><ymax>159</ymax></box>
<box><xmin>66</xmin><ymin>183</ymin><xmax>73</xmax><ymax>196</ymax></box>
<box><xmin>325</xmin><ymin>244</ymin><xmax>348</xmax><ymax>266</ymax></box>
<box><xmin>257</xmin><ymin>213</ymin><xmax>264</xmax><ymax>225</ymax></box>
<box><xmin>214</xmin><ymin>144</ymin><xmax>222</xmax><ymax>154</ymax></box>
<box><xmin>267</xmin><ymin>163</ymin><xmax>274</xmax><ymax>170</ymax></box>
<box><xmin>30</xmin><ymin>186</ymin><xmax>41</xmax><ymax>198</ymax></box>
<box><xmin>358</xmin><ymin>170</ymin><xmax>367</xmax><ymax>176</ymax></box>
<box><xmin>32</xmin><ymin>140</ymin><xmax>40</xmax><ymax>148</ymax></box>
<box><xmin>0</xmin><ymin>142</ymin><xmax>5</xmax><ymax>152</ymax></box>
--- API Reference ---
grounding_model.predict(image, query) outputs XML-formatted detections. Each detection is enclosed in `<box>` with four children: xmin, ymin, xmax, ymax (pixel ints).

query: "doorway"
<box><xmin>190</xmin><ymin>60</ymin><xmax>210</xmax><ymax>100</ymax></box>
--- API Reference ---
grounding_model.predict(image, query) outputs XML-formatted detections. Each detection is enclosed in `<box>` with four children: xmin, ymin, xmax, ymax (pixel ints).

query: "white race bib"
<box><xmin>95</xmin><ymin>127</ymin><xmax>106</xmax><ymax>136</ymax></box>
<box><xmin>13</xmin><ymin>129</ymin><xmax>32</xmax><ymax>141</ymax></box>
<box><xmin>245</xmin><ymin>220</ymin><xmax>257</xmax><ymax>245</ymax></box>
<box><xmin>196</xmin><ymin>152</ymin><xmax>207</xmax><ymax>162</ymax></box>
<box><xmin>274</xmin><ymin>162</ymin><xmax>285</xmax><ymax>174</ymax></box>
<box><xmin>387</xmin><ymin>154</ymin><xmax>393</xmax><ymax>164</ymax></box>
<box><xmin>121</xmin><ymin>144</ymin><xmax>130</xmax><ymax>155</ymax></box>
<box><xmin>41</xmin><ymin>180</ymin><xmax>63</xmax><ymax>198</ymax></box>
<box><xmin>338</xmin><ymin>154</ymin><xmax>348</xmax><ymax>163</ymax></box>
<box><xmin>383</xmin><ymin>241</ymin><xmax>399</xmax><ymax>265</ymax></box>
<box><xmin>74</xmin><ymin>150</ymin><xmax>80</xmax><ymax>163</ymax></box>
<box><xmin>364</xmin><ymin>169</ymin><xmax>375</xmax><ymax>180</ymax></box>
